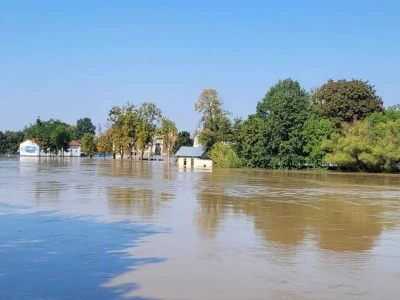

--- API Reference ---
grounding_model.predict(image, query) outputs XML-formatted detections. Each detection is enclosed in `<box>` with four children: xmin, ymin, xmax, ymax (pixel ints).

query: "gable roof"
<box><xmin>175</xmin><ymin>146</ymin><xmax>208</xmax><ymax>158</ymax></box>
<box><xmin>69</xmin><ymin>140</ymin><xmax>80</xmax><ymax>146</ymax></box>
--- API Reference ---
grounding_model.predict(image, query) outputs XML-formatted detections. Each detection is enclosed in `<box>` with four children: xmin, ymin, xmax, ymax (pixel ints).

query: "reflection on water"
<box><xmin>195</xmin><ymin>169</ymin><xmax>400</xmax><ymax>252</ymax></box>
<box><xmin>1</xmin><ymin>157</ymin><xmax>400</xmax><ymax>299</ymax></box>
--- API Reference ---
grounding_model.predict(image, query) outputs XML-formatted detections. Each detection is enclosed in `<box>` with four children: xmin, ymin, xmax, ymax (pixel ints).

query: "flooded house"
<box><xmin>118</xmin><ymin>134</ymin><xmax>178</xmax><ymax>159</ymax></box>
<box><xmin>174</xmin><ymin>146</ymin><xmax>213</xmax><ymax>168</ymax></box>
<box><xmin>19</xmin><ymin>139</ymin><xmax>81</xmax><ymax>157</ymax></box>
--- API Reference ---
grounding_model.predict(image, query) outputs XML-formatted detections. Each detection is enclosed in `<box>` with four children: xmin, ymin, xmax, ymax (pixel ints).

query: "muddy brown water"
<box><xmin>1</xmin><ymin>156</ymin><xmax>400</xmax><ymax>300</ymax></box>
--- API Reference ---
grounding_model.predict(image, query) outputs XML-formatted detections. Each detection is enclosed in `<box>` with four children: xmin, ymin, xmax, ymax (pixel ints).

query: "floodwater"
<box><xmin>1</xmin><ymin>157</ymin><xmax>400</xmax><ymax>300</ymax></box>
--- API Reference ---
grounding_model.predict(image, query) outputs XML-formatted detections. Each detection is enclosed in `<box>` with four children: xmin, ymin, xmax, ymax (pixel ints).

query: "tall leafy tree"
<box><xmin>50</xmin><ymin>125</ymin><xmax>72</xmax><ymax>156</ymax></box>
<box><xmin>97</xmin><ymin>130</ymin><xmax>113</xmax><ymax>157</ymax></box>
<box><xmin>301</xmin><ymin>107</ymin><xmax>333</xmax><ymax>167</ymax></box>
<box><xmin>172</xmin><ymin>131</ymin><xmax>193</xmax><ymax>154</ymax></box>
<box><xmin>81</xmin><ymin>133</ymin><xmax>97</xmax><ymax>158</ymax></box>
<box><xmin>120</xmin><ymin>103</ymin><xmax>139</xmax><ymax>157</ymax></box>
<box><xmin>194</xmin><ymin>89</ymin><xmax>232</xmax><ymax>148</ymax></box>
<box><xmin>237</xmin><ymin>115</ymin><xmax>269</xmax><ymax>168</ymax></box>
<box><xmin>75</xmin><ymin>118</ymin><xmax>96</xmax><ymax>141</ymax></box>
<box><xmin>108</xmin><ymin>102</ymin><xmax>137</xmax><ymax>159</ymax></box>
<box><xmin>314</xmin><ymin>79</ymin><xmax>384</xmax><ymax>130</ymax></box>
<box><xmin>136</xmin><ymin>102</ymin><xmax>163</xmax><ymax>159</ymax></box>
<box><xmin>159</xmin><ymin>117</ymin><xmax>177</xmax><ymax>162</ymax></box>
<box><xmin>0</xmin><ymin>131</ymin><xmax>3</xmax><ymax>153</ymax></box>
<box><xmin>255</xmin><ymin>78</ymin><xmax>309</xmax><ymax>168</ymax></box>
<box><xmin>30</xmin><ymin>118</ymin><xmax>72</xmax><ymax>156</ymax></box>
<box><xmin>0</xmin><ymin>130</ymin><xmax>24</xmax><ymax>154</ymax></box>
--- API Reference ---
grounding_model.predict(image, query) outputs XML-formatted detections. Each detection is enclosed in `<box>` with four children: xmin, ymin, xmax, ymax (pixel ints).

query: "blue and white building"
<box><xmin>19</xmin><ymin>139</ymin><xmax>81</xmax><ymax>157</ymax></box>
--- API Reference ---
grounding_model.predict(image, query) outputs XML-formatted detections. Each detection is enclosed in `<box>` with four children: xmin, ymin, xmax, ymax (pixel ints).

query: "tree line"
<box><xmin>0</xmin><ymin>101</ymin><xmax>194</xmax><ymax>158</ymax></box>
<box><xmin>0</xmin><ymin>117</ymin><xmax>96</xmax><ymax>155</ymax></box>
<box><xmin>94</xmin><ymin>102</ymin><xmax>193</xmax><ymax>159</ymax></box>
<box><xmin>198</xmin><ymin>78</ymin><xmax>400</xmax><ymax>173</ymax></box>
<box><xmin>2</xmin><ymin>77</ymin><xmax>399</xmax><ymax>173</ymax></box>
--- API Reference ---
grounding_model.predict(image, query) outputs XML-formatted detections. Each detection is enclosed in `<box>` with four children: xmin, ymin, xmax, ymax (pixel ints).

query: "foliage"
<box><xmin>301</xmin><ymin>107</ymin><xmax>333</xmax><ymax>167</ymax></box>
<box><xmin>172</xmin><ymin>131</ymin><xmax>193</xmax><ymax>154</ymax></box>
<box><xmin>31</xmin><ymin>118</ymin><xmax>72</xmax><ymax>156</ymax></box>
<box><xmin>322</xmin><ymin>118</ymin><xmax>400</xmax><ymax>172</ymax></box>
<box><xmin>209</xmin><ymin>142</ymin><xmax>242</xmax><ymax>168</ymax></box>
<box><xmin>136</xmin><ymin>102</ymin><xmax>163</xmax><ymax>158</ymax></box>
<box><xmin>0</xmin><ymin>131</ymin><xmax>24</xmax><ymax>154</ymax></box>
<box><xmin>236</xmin><ymin>115</ymin><xmax>268</xmax><ymax>168</ymax></box>
<box><xmin>75</xmin><ymin>118</ymin><xmax>96</xmax><ymax>141</ymax></box>
<box><xmin>194</xmin><ymin>89</ymin><xmax>232</xmax><ymax>148</ymax></box>
<box><xmin>314</xmin><ymin>79</ymin><xmax>384</xmax><ymax>130</ymax></box>
<box><xmin>81</xmin><ymin>133</ymin><xmax>97</xmax><ymax>157</ymax></box>
<box><xmin>254</xmin><ymin>78</ymin><xmax>309</xmax><ymax>168</ymax></box>
<box><xmin>107</xmin><ymin>102</ymin><xmax>139</xmax><ymax>158</ymax></box>
<box><xmin>108</xmin><ymin>124</ymin><xmax>124</xmax><ymax>157</ymax></box>
<box><xmin>97</xmin><ymin>130</ymin><xmax>113</xmax><ymax>156</ymax></box>
<box><xmin>50</xmin><ymin>125</ymin><xmax>72</xmax><ymax>155</ymax></box>
<box><xmin>159</xmin><ymin>118</ymin><xmax>177</xmax><ymax>156</ymax></box>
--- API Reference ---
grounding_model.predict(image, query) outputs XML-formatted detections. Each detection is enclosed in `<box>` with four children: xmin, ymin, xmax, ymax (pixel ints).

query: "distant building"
<box><xmin>193</xmin><ymin>134</ymin><xmax>202</xmax><ymax>147</ymax></box>
<box><xmin>19</xmin><ymin>139</ymin><xmax>81</xmax><ymax>157</ymax></box>
<box><xmin>174</xmin><ymin>146</ymin><xmax>213</xmax><ymax>168</ymax></box>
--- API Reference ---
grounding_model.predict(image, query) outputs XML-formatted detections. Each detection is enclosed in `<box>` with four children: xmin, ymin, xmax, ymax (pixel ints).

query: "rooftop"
<box><xmin>174</xmin><ymin>146</ymin><xmax>208</xmax><ymax>158</ymax></box>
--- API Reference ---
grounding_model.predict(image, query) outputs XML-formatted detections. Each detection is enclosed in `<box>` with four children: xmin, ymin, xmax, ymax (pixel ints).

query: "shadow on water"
<box><xmin>0</xmin><ymin>203</ymin><xmax>164</xmax><ymax>300</ymax></box>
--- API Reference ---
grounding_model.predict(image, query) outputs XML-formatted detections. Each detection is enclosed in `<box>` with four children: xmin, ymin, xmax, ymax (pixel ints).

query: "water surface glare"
<box><xmin>1</xmin><ymin>156</ymin><xmax>400</xmax><ymax>300</ymax></box>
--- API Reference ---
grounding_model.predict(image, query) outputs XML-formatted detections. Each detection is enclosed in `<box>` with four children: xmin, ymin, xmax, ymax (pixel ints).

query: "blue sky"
<box><xmin>1</xmin><ymin>0</ymin><xmax>399</xmax><ymax>132</ymax></box>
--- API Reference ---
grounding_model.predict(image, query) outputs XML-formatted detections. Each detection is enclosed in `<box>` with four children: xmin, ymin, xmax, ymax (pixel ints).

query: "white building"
<box><xmin>193</xmin><ymin>134</ymin><xmax>202</xmax><ymax>147</ymax></box>
<box><xmin>19</xmin><ymin>139</ymin><xmax>81</xmax><ymax>157</ymax></box>
<box><xmin>175</xmin><ymin>146</ymin><xmax>213</xmax><ymax>169</ymax></box>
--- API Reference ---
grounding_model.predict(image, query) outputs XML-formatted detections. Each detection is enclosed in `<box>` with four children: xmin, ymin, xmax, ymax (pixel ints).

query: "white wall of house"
<box><xmin>177</xmin><ymin>157</ymin><xmax>213</xmax><ymax>168</ymax></box>
<box><xmin>19</xmin><ymin>140</ymin><xmax>81</xmax><ymax>157</ymax></box>
<box><xmin>19</xmin><ymin>140</ymin><xmax>40</xmax><ymax>156</ymax></box>
<box><xmin>68</xmin><ymin>145</ymin><xmax>81</xmax><ymax>157</ymax></box>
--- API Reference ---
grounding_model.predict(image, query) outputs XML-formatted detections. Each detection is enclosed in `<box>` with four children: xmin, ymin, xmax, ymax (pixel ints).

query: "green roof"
<box><xmin>174</xmin><ymin>146</ymin><xmax>209</xmax><ymax>158</ymax></box>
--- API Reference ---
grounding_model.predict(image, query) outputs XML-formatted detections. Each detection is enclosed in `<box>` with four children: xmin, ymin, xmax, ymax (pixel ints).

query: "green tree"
<box><xmin>136</xmin><ymin>102</ymin><xmax>163</xmax><ymax>159</ymax></box>
<box><xmin>322</xmin><ymin>118</ymin><xmax>400</xmax><ymax>172</ymax></box>
<box><xmin>0</xmin><ymin>130</ymin><xmax>24</xmax><ymax>154</ymax></box>
<box><xmin>33</xmin><ymin>118</ymin><xmax>55</xmax><ymax>155</ymax></box>
<box><xmin>314</xmin><ymin>79</ymin><xmax>384</xmax><ymax>130</ymax></box>
<box><xmin>81</xmin><ymin>133</ymin><xmax>97</xmax><ymax>158</ymax></box>
<box><xmin>75</xmin><ymin>118</ymin><xmax>96</xmax><ymax>141</ymax></box>
<box><xmin>301</xmin><ymin>107</ymin><xmax>333</xmax><ymax>167</ymax></box>
<box><xmin>135</xmin><ymin>119</ymin><xmax>152</xmax><ymax>160</ymax></box>
<box><xmin>208</xmin><ymin>142</ymin><xmax>242</xmax><ymax>168</ymax></box>
<box><xmin>237</xmin><ymin>115</ymin><xmax>269</xmax><ymax>168</ymax></box>
<box><xmin>97</xmin><ymin>130</ymin><xmax>113</xmax><ymax>157</ymax></box>
<box><xmin>0</xmin><ymin>131</ymin><xmax>3</xmax><ymax>153</ymax></box>
<box><xmin>120</xmin><ymin>103</ymin><xmax>139</xmax><ymax>158</ymax></box>
<box><xmin>255</xmin><ymin>78</ymin><xmax>309</xmax><ymax>168</ymax></box>
<box><xmin>172</xmin><ymin>131</ymin><xmax>193</xmax><ymax>154</ymax></box>
<box><xmin>109</xmin><ymin>124</ymin><xmax>124</xmax><ymax>158</ymax></box>
<box><xmin>29</xmin><ymin>118</ymin><xmax>72</xmax><ymax>156</ymax></box>
<box><xmin>159</xmin><ymin>117</ymin><xmax>177</xmax><ymax>162</ymax></box>
<box><xmin>194</xmin><ymin>89</ymin><xmax>232</xmax><ymax>148</ymax></box>
<box><xmin>108</xmin><ymin>102</ymin><xmax>138</xmax><ymax>159</ymax></box>
<box><xmin>50</xmin><ymin>125</ymin><xmax>72</xmax><ymax>156</ymax></box>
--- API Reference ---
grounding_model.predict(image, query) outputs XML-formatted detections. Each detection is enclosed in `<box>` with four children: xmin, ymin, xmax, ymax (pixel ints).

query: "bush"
<box><xmin>209</xmin><ymin>142</ymin><xmax>242</xmax><ymax>168</ymax></box>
